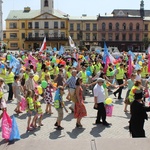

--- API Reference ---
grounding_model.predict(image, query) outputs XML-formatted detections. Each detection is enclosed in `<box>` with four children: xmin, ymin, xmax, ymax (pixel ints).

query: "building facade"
<box><xmin>3</xmin><ymin>0</ymin><xmax>150</xmax><ymax>51</ymax></box>
<box><xmin>0</xmin><ymin>0</ymin><xmax>3</xmax><ymax>41</ymax></box>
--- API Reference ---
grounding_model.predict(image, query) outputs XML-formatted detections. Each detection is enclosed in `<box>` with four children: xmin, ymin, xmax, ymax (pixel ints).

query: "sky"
<box><xmin>2</xmin><ymin>0</ymin><xmax>150</xmax><ymax>29</ymax></box>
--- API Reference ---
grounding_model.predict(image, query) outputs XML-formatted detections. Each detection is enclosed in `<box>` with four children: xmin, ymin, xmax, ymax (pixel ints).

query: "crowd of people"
<box><xmin>0</xmin><ymin>48</ymin><xmax>150</xmax><ymax>138</ymax></box>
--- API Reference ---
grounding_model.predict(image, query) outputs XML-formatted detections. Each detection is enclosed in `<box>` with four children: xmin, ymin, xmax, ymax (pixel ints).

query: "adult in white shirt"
<box><xmin>93</xmin><ymin>78</ymin><xmax>111</xmax><ymax>126</ymax></box>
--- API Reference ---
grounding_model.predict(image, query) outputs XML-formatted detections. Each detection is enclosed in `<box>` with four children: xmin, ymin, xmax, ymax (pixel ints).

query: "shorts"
<box><xmin>56</xmin><ymin>108</ymin><xmax>63</xmax><ymax>121</ymax></box>
<box><xmin>27</xmin><ymin>110</ymin><xmax>36</xmax><ymax>117</ymax></box>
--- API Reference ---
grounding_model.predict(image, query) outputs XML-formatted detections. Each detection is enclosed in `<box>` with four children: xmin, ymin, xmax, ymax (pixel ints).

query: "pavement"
<box><xmin>0</xmin><ymin>87</ymin><xmax>150</xmax><ymax>150</ymax></box>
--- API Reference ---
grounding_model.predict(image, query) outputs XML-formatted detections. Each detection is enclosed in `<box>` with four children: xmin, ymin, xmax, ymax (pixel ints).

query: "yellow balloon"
<box><xmin>37</xmin><ymin>86</ymin><xmax>43</xmax><ymax>94</ymax></box>
<box><xmin>105</xmin><ymin>98</ymin><xmax>113</xmax><ymax>105</ymax></box>
<box><xmin>139</xmin><ymin>61</ymin><xmax>142</xmax><ymax>66</ymax></box>
<box><xmin>34</xmin><ymin>75</ymin><xmax>39</xmax><ymax>82</ymax></box>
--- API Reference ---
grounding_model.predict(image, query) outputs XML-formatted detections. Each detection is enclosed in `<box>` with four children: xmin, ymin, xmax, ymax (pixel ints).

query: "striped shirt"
<box><xmin>66</xmin><ymin>76</ymin><xmax>77</xmax><ymax>89</ymax></box>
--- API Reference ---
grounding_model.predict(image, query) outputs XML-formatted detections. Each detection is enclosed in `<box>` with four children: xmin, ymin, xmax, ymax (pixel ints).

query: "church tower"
<box><xmin>140</xmin><ymin>0</ymin><xmax>145</xmax><ymax>18</ymax></box>
<box><xmin>0</xmin><ymin>0</ymin><xmax>3</xmax><ymax>41</ymax></box>
<box><xmin>41</xmin><ymin>0</ymin><xmax>54</xmax><ymax>14</ymax></box>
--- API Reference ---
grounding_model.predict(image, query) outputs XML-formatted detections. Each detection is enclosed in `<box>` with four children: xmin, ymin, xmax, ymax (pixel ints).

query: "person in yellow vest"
<box><xmin>113</xmin><ymin>63</ymin><xmax>126</xmax><ymax>99</ymax></box>
<box><xmin>40</xmin><ymin>67</ymin><xmax>50</xmax><ymax>82</ymax></box>
<box><xmin>94</xmin><ymin>59</ymin><xmax>102</xmax><ymax>75</ymax></box>
<box><xmin>5</xmin><ymin>67</ymin><xmax>14</xmax><ymax>101</ymax></box>
<box><xmin>66</xmin><ymin>67</ymin><xmax>72</xmax><ymax>79</ymax></box>
<box><xmin>36</xmin><ymin>59</ymin><xmax>42</xmax><ymax>77</ymax></box>
<box><xmin>141</xmin><ymin>62</ymin><xmax>148</xmax><ymax>86</ymax></box>
<box><xmin>26</xmin><ymin>90</ymin><xmax>35</xmax><ymax>131</ymax></box>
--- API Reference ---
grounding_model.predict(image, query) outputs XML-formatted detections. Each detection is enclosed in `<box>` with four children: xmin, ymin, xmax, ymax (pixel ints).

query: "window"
<box><xmin>116</xmin><ymin>23</ymin><xmax>119</xmax><ymax>30</ymax></box>
<box><xmin>54</xmin><ymin>22</ymin><xmax>58</xmax><ymax>28</ymax></box>
<box><xmin>44</xmin><ymin>32</ymin><xmax>49</xmax><ymax>37</ymax></box>
<box><xmin>3</xmin><ymin>33</ymin><xmax>6</xmax><ymax>39</ymax></box>
<box><xmin>86</xmin><ymin>33</ymin><xmax>90</xmax><ymax>40</ymax></box>
<box><xmin>93</xmin><ymin>23</ymin><xmax>97</xmax><ymax>31</ymax></box>
<box><xmin>108</xmin><ymin>33</ymin><xmax>113</xmax><ymax>41</ymax></box>
<box><xmin>28</xmin><ymin>32</ymin><xmax>32</xmax><ymax>38</ymax></box>
<box><xmin>70</xmin><ymin>33</ymin><xmax>74</xmax><ymax>39</ymax></box>
<box><xmin>93</xmin><ymin>33</ymin><xmax>97</xmax><ymax>40</ymax></box>
<box><xmin>35</xmin><ymin>32</ymin><xmax>39</xmax><ymax>37</ymax></box>
<box><xmin>61</xmin><ymin>22</ymin><xmax>65</xmax><ymax>28</ymax></box>
<box><xmin>77</xmin><ymin>23</ymin><xmax>80</xmax><ymax>31</ymax></box>
<box><xmin>115</xmin><ymin>33</ymin><xmax>119</xmax><ymax>41</ymax></box>
<box><xmin>102</xmin><ymin>23</ymin><xmax>106</xmax><ymax>30</ymax></box>
<box><xmin>44</xmin><ymin>22</ymin><xmax>49</xmax><ymax>28</ymax></box>
<box><xmin>35</xmin><ymin>22</ymin><xmax>39</xmax><ymax>28</ymax></box>
<box><xmin>54</xmin><ymin>32</ymin><xmax>58</xmax><ymax>37</ymax></box>
<box><xmin>10</xmin><ymin>33</ymin><xmax>17</xmax><ymax>39</ymax></box>
<box><xmin>44</xmin><ymin>0</ymin><xmax>48</xmax><ymax>7</ymax></box>
<box><xmin>102</xmin><ymin>33</ymin><xmax>105</xmax><ymax>40</ymax></box>
<box><xmin>129</xmin><ymin>34</ymin><xmax>133</xmax><ymax>41</ymax></box>
<box><xmin>122</xmin><ymin>34</ymin><xmax>126</xmax><ymax>41</ymax></box>
<box><xmin>61</xmin><ymin>32</ymin><xmax>65</xmax><ymax>38</ymax></box>
<box><xmin>145</xmin><ymin>24</ymin><xmax>148</xmax><ymax>31</ymax></box>
<box><xmin>22</xmin><ymin>33</ymin><xmax>25</xmax><ymax>39</ymax></box>
<box><xmin>123</xmin><ymin>23</ymin><xmax>126</xmax><ymax>30</ymax></box>
<box><xmin>9</xmin><ymin>23</ymin><xmax>17</xmax><ymax>29</ymax></box>
<box><xmin>70</xmin><ymin>23</ymin><xmax>74</xmax><ymax>31</ymax></box>
<box><xmin>28</xmin><ymin>22</ymin><xmax>32</xmax><ymax>29</ymax></box>
<box><xmin>136</xmin><ymin>23</ymin><xmax>140</xmax><ymax>30</ymax></box>
<box><xmin>109</xmin><ymin>23</ymin><xmax>112</xmax><ymax>30</ymax></box>
<box><xmin>144</xmin><ymin>34</ymin><xmax>148</xmax><ymax>38</ymax></box>
<box><xmin>136</xmin><ymin>34</ymin><xmax>140</xmax><ymax>41</ymax></box>
<box><xmin>10</xmin><ymin>43</ymin><xmax>18</xmax><ymax>48</ymax></box>
<box><xmin>21</xmin><ymin>22</ymin><xmax>25</xmax><ymax>28</ymax></box>
<box><xmin>129</xmin><ymin>23</ymin><xmax>133</xmax><ymax>31</ymax></box>
<box><xmin>86</xmin><ymin>23</ymin><xmax>90</xmax><ymax>31</ymax></box>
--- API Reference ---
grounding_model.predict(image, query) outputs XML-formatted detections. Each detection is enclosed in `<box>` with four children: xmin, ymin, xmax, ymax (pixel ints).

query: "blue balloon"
<box><xmin>86</xmin><ymin>71</ymin><xmax>91</xmax><ymax>77</ymax></box>
<box><xmin>1</xmin><ymin>64</ymin><xmax>5</xmax><ymax>69</ymax></box>
<box><xmin>53</xmin><ymin>47</ymin><xmax>57</xmax><ymax>51</ymax></box>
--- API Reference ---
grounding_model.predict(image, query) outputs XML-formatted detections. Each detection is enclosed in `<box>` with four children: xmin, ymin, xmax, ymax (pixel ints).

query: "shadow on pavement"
<box><xmin>63</xmin><ymin>113</ymin><xmax>74</xmax><ymax>121</ymax></box>
<box><xmin>49</xmin><ymin>130</ymin><xmax>65</xmax><ymax>139</ymax></box>
<box><xmin>90</xmin><ymin>125</ymin><xmax>106</xmax><ymax>137</ymax></box>
<box><xmin>20</xmin><ymin>128</ymin><xmax>40</xmax><ymax>139</ymax></box>
<box><xmin>0</xmin><ymin>139</ymin><xmax>8</xmax><ymax>146</ymax></box>
<box><xmin>66</xmin><ymin>127</ymin><xmax>85</xmax><ymax>139</ymax></box>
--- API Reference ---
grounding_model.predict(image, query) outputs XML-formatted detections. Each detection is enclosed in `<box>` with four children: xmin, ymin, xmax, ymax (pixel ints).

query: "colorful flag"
<box><xmin>24</xmin><ymin>55</ymin><xmax>38</xmax><ymax>69</ymax></box>
<box><xmin>1</xmin><ymin>110</ymin><xmax>12</xmax><ymax>140</ymax></box>
<box><xmin>103</xmin><ymin>42</ymin><xmax>109</xmax><ymax>64</ymax></box>
<box><xmin>127</xmin><ymin>55</ymin><xmax>133</xmax><ymax>78</ymax></box>
<box><xmin>9</xmin><ymin>55</ymin><xmax>20</xmax><ymax>73</ymax></box>
<box><xmin>58</xmin><ymin>46</ymin><xmax>65</xmax><ymax>56</ymax></box>
<box><xmin>39</xmin><ymin>36</ymin><xmax>46</xmax><ymax>52</ymax></box>
<box><xmin>9</xmin><ymin>116</ymin><xmax>20</xmax><ymax>141</ymax></box>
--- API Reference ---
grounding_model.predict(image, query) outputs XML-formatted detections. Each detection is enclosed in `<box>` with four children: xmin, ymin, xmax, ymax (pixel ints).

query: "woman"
<box><xmin>44</xmin><ymin>74</ymin><xmax>54</xmax><ymax>114</ymax></box>
<box><xmin>13</xmin><ymin>75</ymin><xmax>24</xmax><ymax>114</ymax></box>
<box><xmin>0</xmin><ymin>78</ymin><xmax>6</xmax><ymax>119</ymax></box>
<box><xmin>129</xmin><ymin>90</ymin><xmax>150</xmax><ymax>138</ymax></box>
<box><xmin>74</xmin><ymin>78</ymin><xmax>87</xmax><ymax>128</ymax></box>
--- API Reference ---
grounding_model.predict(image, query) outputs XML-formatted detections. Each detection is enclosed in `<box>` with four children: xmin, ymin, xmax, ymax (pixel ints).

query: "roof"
<box><xmin>112</xmin><ymin>9</ymin><xmax>150</xmax><ymax>17</ymax></box>
<box><xmin>6</xmin><ymin>9</ymin><xmax>68</xmax><ymax>20</ymax></box>
<box><xmin>68</xmin><ymin>15</ymin><xmax>97</xmax><ymax>21</ymax></box>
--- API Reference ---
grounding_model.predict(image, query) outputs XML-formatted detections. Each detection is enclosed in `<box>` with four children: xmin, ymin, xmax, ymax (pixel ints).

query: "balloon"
<box><xmin>22</xmin><ymin>56</ymin><xmax>25</xmax><ymax>60</ymax></box>
<box><xmin>86</xmin><ymin>71</ymin><xmax>91</xmax><ymax>77</ymax></box>
<box><xmin>41</xmin><ymin>80</ymin><xmax>48</xmax><ymax>88</ymax></box>
<box><xmin>53</xmin><ymin>47</ymin><xmax>57</xmax><ymax>51</ymax></box>
<box><xmin>56</xmin><ymin>59</ymin><xmax>60</xmax><ymax>64</ymax></box>
<box><xmin>37</xmin><ymin>86</ymin><xmax>43</xmax><ymax>95</ymax></box>
<box><xmin>0</xmin><ymin>64</ymin><xmax>5</xmax><ymax>69</ymax></box>
<box><xmin>105</xmin><ymin>98</ymin><xmax>113</xmax><ymax>105</ymax></box>
<box><xmin>7</xmin><ymin>55</ymin><xmax>11</xmax><ymax>60</ymax></box>
<box><xmin>139</xmin><ymin>61</ymin><xmax>142</xmax><ymax>66</ymax></box>
<box><xmin>33</xmin><ymin>75</ymin><xmax>39</xmax><ymax>82</ymax></box>
<box><xmin>60</xmin><ymin>61</ymin><xmax>66</xmax><ymax>65</ymax></box>
<box><xmin>46</xmin><ymin>62</ymin><xmax>50</xmax><ymax>66</ymax></box>
<box><xmin>52</xmin><ymin>57</ymin><xmax>56</xmax><ymax>63</ymax></box>
<box><xmin>52</xmin><ymin>82</ymin><xmax>57</xmax><ymax>88</ymax></box>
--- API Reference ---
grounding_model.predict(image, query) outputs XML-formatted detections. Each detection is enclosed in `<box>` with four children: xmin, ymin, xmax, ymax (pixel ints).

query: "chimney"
<box><xmin>24</xmin><ymin>7</ymin><xmax>31</xmax><ymax>13</ymax></box>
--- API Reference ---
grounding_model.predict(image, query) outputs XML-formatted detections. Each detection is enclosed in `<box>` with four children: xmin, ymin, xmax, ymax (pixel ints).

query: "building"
<box><xmin>3</xmin><ymin>0</ymin><xmax>69</xmax><ymax>50</ymax></box>
<box><xmin>0</xmin><ymin>0</ymin><xmax>3</xmax><ymax>41</ymax></box>
<box><xmin>3</xmin><ymin>0</ymin><xmax>150</xmax><ymax>51</ymax></box>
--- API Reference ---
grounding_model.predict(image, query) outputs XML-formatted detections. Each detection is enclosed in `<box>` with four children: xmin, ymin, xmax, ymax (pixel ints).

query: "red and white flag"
<box><xmin>39</xmin><ymin>37</ymin><xmax>46</xmax><ymax>53</ymax></box>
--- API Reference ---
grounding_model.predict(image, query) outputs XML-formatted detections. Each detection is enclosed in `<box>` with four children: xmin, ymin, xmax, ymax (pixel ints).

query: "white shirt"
<box><xmin>93</xmin><ymin>84</ymin><xmax>105</xmax><ymax>103</ymax></box>
<box><xmin>135</xmin><ymin>74</ymin><xmax>141</xmax><ymax>81</ymax></box>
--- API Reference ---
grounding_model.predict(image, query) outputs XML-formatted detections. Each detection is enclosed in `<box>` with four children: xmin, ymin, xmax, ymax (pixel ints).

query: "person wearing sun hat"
<box><xmin>129</xmin><ymin>90</ymin><xmax>150</xmax><ymax>138</ymax></box>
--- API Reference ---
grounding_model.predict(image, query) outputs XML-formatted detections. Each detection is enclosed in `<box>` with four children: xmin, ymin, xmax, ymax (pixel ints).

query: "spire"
<box><xmin>140</xmin><ymin>0</ymin><xmax>145</xmax><ymax>18</ymax></box>
<box><xmin>41</xmin><ymin>0</ymin><xmax>54</xmax><ymax>14</ymax></box>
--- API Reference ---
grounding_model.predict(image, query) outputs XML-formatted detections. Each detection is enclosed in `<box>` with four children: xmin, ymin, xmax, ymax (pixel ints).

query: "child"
<box><xmin>54</xmin><ymin>86</ymin><xmax>68</xmax><ymax>130</ymax></box>
<box><xmin>0</xmin><ymin>78</ymin><xmax>6</xmax><ymax>119</ymax></box>
<box><xmin>26</xmin><ymin>90</ymin><xmax>35</xmax><ymax>131</ymax></box>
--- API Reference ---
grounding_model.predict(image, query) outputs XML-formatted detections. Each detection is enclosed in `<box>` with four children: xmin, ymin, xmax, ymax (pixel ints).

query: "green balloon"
<box><xmin>52</xmin><ymin>57</ymin><xmax>56</xmax><ymax>63</ymax></box>
<box><xmin>22</xmin><ymin>55</ymin><xmax>25</xmax><ymax>60</ymax></box>
<box><xmin>7</xmin><ymin>55</ymin><xmax>11</xmax><ymax>60</ymax></box>
<box><xmin>41</xmin><ymin>80</ymin><xmax>48</xmax><ymax>89</ymax></box>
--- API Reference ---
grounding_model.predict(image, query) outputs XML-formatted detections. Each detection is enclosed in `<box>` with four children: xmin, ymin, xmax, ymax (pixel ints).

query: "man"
<box><xmin>64</xmin><ymin>70</ymin><xmax>77</xmax><ymax>112</ymax></box>
<box><xmin>93</xmin><ymin>78</ymin><xmax>111</xmax><ymax>126</ymax></box>
<box><xmin>25</xmin><ymin>72</ymin><xmax>35</xmax><ymax>96</ymax></box>
<box><xmin>113</xmin><ymin>63</ymin><xmax>125</xmax><ymax>99</ymax></box>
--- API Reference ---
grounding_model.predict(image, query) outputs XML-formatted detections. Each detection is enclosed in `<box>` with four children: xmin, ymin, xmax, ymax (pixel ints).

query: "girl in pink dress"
<box><xmin>74</xmin><ymin>78</ymin><xmax>87</xmax><ymax>128</ymax></box>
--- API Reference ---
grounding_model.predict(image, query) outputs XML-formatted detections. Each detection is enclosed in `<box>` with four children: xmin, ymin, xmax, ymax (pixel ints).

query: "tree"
<box><xmin>142</xmin><ymin>37</ymin><xmax>150</xmax><ymax>50</ymax></box>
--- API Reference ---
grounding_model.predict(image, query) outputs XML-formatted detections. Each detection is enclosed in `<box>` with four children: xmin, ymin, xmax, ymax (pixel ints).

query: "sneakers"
<box><xmin>56</xmin><ymin>126</ymin><xmax>64</xmax><ymax>130</ymax></box>
<box><xmin>76</xmin><ymin>123</ymin><xmax>83</xmax><ymax>128</ymax></box>
<box><xmin>54</xmin><ymin>122</ymin><xmax>58</xmax><ymax>127</ymax></box>
<box><xmin>27</xmin><ymin>127</ymin><xmax>34</xmax><ymax>131</ymax></box>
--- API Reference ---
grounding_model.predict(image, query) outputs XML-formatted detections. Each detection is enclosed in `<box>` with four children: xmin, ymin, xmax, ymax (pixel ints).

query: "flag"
<box><xmin>104</xmin><ymin>56</ymin><xmax>110</xmax><ymax>73</ymax></box>
<box><xmin>9</xmin><ymin>116</ymin><xmax>20</xmax><ymax>141</ymax></box>
<box><xmin>128</xmin><ymin>50</ymin><xmax>135</xmax><ymax>61</ymax></box>
<box><xmin>148</xmin><ymin>54</ymin><xmax>150</xmax><ymax>73</ymax></box>
<box><xmin>127</xmin><ymin>55</ymin><xmax>132</xmax><ymax>78</ymax></box>
<box><xmin>103</xmin><ymin>42</ymin><xmax>109</xmax><ymax>64</ymax></box>
<box><xmin>69</xmin><ymin>36</ymin><xmax>75</xmax><ymax>48</ymax></box>
<box><xmin>58</xmin><ymin>46</ymin><xmax>65</xmax><ymax>56</ymax></box>
<box><xmin>39</xmin><ymin>37</ymin><xmax>46</xmax><ymax>52</ymax></box>
<box><xmin>9</xmin><ymin>55</ymin><xmax>20</xmax><ymax>73</ymax></box>
<box><xmin>1</xmin><ymin>110</ymin><xmax>12</xmax><ymax>140</ymax></box>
